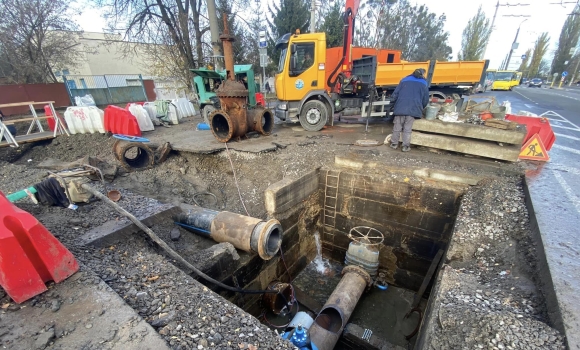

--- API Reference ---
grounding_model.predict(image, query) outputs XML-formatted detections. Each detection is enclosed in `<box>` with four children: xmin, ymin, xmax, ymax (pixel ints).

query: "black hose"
<box><xmin>82</xmin><ymin>183</ymin><xmax>277</xmax><ymax>295</ymax></box>
<box><xmin>327</xmin><ymin>8</ymin><xmax>352</xmax><ymax>90</ymax></box>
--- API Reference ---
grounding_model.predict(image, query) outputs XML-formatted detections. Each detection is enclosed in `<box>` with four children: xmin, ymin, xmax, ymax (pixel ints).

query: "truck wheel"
<box><xmin>299</xmin><ymin>100</ymin><xmax>328</xmax><ymax>131</ymax></box>
<box><xmin>203</xmin><ymin>105</ymin><xmax>216</xmax><ymax>125</ymax></box>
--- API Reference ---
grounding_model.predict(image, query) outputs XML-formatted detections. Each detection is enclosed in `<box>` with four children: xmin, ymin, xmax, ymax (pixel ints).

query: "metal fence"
<box><xmin>63</xmin><ymin>74</ymin><xmax>148</xmax><ymax>106</ymax></box>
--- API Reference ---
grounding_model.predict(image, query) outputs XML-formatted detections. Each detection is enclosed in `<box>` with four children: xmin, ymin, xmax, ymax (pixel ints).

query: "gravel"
<box><xmin>430</xmin><ymin>178</ymin><xmax>565</xmax><ymax>349</ymax></box>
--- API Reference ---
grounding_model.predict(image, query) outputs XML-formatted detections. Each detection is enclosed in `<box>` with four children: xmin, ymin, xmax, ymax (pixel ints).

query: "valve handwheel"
<box><xmin>348</xmin><ymin>226</ymin><xmax>384</xmax><ymax>245</ymax></box>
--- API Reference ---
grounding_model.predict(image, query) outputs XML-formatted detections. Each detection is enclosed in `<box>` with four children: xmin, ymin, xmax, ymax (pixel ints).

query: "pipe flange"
<box><xmin>208</xmin><ymin>110</ymin><xmax>234</xmax><ymax>143</ymax></box>
<box><xmin>256</xmin><ymin>219</ymin><xmax>282</xmax><ymax>260</ymax></box>
<box><xmin>342</xmin><ymin>265</ymin><xmax>372</xmax><ymax>288</ymax></box>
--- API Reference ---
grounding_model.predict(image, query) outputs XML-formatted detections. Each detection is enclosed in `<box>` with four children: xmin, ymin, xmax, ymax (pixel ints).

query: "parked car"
<box><xmin>528</xmin><ymin>78</ymin><xmax>543</xmax><ymax>88</ymax></box>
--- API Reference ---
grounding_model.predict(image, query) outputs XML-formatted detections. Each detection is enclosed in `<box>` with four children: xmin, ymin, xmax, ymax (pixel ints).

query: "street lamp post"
<box><xmin>505</xmin><ymin>19</ymin><xmax>527</xmax><ymax>70</ymax></box>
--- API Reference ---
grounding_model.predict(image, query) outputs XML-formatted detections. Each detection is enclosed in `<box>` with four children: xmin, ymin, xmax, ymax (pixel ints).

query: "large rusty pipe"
<box><xmin>175</xmin><ymin>208</ymin><xmax>282</xmax><ymax>260</ymax></box>
<box><xmin>220</xmin><ymin>14</ymin><xmax>235</xmax><ymax>80</ymax></box>
<box><xmin>247</xmin><ymin>108</ymin><xmax>275</xmax><ymax>136</ymax></box>
<box><xmin>309</xmin><ymin>265</ymin><xmax>371</xmax><ymax>350</ymax></box>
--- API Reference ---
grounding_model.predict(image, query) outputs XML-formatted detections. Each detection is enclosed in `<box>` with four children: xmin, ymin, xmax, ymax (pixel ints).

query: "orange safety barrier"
<box><xmin>0</xmin><ymin>192</ymin><xmax>79</xmax><ymax>303</ymax></box>
<box><xmin>104</xmin><ymin>105</ymin><xmax>141</xmax><ymax>136</ymax></box>
<box><xmin>505</xmin><ymin>114</ymin><xmax>556</xmax><ymax>151</ymax></box>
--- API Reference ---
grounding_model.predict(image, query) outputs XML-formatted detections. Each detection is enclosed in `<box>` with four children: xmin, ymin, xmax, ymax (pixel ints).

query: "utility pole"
<box><xmin>207</xmin><ymin>0</ymin><xmax>223</xmax><ymax>70</ymax></box>
<box><xmin>505</xmin><ymin>18</ymin><xmax>527</xmax><ymax>70</ymax></box>
<box><xmin>309</xmin><ymin>0</ymin><xmax>318</xmax><ymax>33</ymax></box>
<box><xmin>482</xmin><ymin>1</ymin><xmax>530</xmax><ymax>60</ymax></box>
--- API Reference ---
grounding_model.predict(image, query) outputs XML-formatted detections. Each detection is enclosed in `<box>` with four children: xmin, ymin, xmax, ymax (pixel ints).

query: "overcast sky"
<box><xmin>77</xmin><ymin>0</ymin><xmax>576</xmax><ymax>70</ymax></box>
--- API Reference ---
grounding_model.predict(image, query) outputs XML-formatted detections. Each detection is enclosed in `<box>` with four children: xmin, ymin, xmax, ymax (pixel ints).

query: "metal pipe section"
<box><xmin>175</xmin><ymin>208</ymin><xmax>283</xmax><ymax>260</ymax></box>
<box><xmin>309</xmin><ymin>265</ymin><xmax>371</xmax><ymax>350</ymax></box>
<box><xmin>220</xmin><ymin>14</ymin><xmax>235</xmax><ymax>81</ymax></box>
<box><xmin>247</xmin><ymin>108</ymin><xmax>274</xmax><ymax>136</ymax></box>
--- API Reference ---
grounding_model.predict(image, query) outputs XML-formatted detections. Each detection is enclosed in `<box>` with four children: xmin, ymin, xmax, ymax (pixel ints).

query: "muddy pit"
<box><xmin>0</xmin><ymin>130</ymin><xmax>566</xmax><ymax>349</ymax></box>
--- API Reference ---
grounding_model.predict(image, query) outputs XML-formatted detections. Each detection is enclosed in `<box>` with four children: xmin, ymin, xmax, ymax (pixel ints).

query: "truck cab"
<box><xmin>275</xmin><ymin>32</ymin><xmax>334</xmax><ymax>131</ymax></box>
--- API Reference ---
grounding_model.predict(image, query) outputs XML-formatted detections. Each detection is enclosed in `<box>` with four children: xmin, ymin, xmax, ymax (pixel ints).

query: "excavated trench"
<box><xmin>183</xmin><ymin>166</ymin><xmax>467</xmax><ymax>349</ymax></box>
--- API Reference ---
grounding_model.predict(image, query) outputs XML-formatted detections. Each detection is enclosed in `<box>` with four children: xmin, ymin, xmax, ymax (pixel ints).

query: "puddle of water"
<box><xmin>293</xmin><ymin>259</ymin><xmax>344</xmax><ymax>306</ymax></box>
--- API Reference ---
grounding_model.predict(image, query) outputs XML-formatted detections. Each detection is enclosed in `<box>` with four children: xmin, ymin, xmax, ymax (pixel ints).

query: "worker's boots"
<box><xmin>402</xmin><ymin>146</ymin><xmax>411</xmax><ymax>152</ymax></box>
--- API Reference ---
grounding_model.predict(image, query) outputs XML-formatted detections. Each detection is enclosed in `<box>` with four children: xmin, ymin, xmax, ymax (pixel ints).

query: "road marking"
<box><xmin>551</xmin><ymin>165</ymin><xmax>580</xmax><ymax>176</ymax></box>
<box><xmin>540</xmin><ymin>110</ymin><xmax>580</xmax><ymax>129</ymax></box>
<box><xmin>551</xmin><ymin>124</ymin><xmax>580</xmax><ymax>132</ymax></box>
<box><xmin>555</xmin><ymin>133</ymin><xmax>580</xmax><ymax>141</ymax></box>
<box><xmin>552</xmin><ymin>170</ymin><xmax>580</xmax><ymax>215</ymax></box>
<box><xmin>515</xmin><ymin>90</ymin><xmax>534</xmax><ymax>101</ymax></box>
<box><xmin>553</xmin><ymin>144</ymin><xmax>580</xmax><ymax>155</ymax></box>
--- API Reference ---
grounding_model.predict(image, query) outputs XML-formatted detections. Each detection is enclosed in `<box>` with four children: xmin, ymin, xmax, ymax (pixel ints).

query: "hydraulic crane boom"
<box><xmin>327</xmin><ymin>0</ymin><xmax>360</xmax><ymax>90</ymax></box>
<box><xmin>343</xmin><ymin>0</ymin><xmax>360</xmax><ymax>75</ymax></box>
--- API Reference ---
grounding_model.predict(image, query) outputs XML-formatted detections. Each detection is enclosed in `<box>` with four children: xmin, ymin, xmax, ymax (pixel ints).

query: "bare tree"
<box><xmin>356</xmin><ymin>0</ymin><xmax>452</xmax><ymax>61</ymax></box>
<box><xmin>528</xmin><ymin>32</ymin><xmax>550</xmax><ymax>78</ymax></box>
<box><xmin>459</xmin><ymin>6</ymin><xmax>491</xmax><ymax>61</ymax></box>
<box><xmin>0</xmin><ymin>0</ymin><xmax>83</xmax><ymax>84</ymax></box>
<box><xmin>94</xmin><ymin>0</ymin><xmax>211</xmax><ymax>86</ymax></box>
<box><xmin>552</xmin><ymin>4</ymin><xmax>580</xmax><ymax>76</ymax></box>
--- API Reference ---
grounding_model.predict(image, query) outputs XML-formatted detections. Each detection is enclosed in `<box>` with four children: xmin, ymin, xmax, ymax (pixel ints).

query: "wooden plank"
<box><xmin>412</xmin><ymin>249</ymin><xmax>444</xmax><ymax>308</ymax></box>
<box><xmin>30</xmin><ymin>101</ymin><xmax>56</xmax><ymax>105</ymax></box>
<box><xmin>0</xmin><ymin>131</ymin><xmax>55</xmax><ymax>148</ymax></box>
<box><xmin>5</xmin><ymin>116</ymin><xmax>52</xmax><ymax>123</ymax></box>
<box><xmin>413</xmin><ymin>119</ymin><xmax>526</xmax><ymax>145</ymax></box>
<box><xmin>0</xmin><ymin>102</ymin><xmax>34</xmax><ymax>108</ymax></box>
<box><xmin>410</xmin><ymin>131</ymin><xmax>521</xmax><ymax>162</ymax></box>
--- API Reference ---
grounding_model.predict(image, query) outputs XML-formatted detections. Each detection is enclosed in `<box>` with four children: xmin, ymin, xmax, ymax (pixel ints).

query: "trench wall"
<box><xmin>319</xmin><ymin>168</ymin><xmax>465</xmax><ymax>291</ymax></box>
<box><xmin>217</xmin><ymin>169</ymin><xmax>321</xmax><ymax>314</ymax></box>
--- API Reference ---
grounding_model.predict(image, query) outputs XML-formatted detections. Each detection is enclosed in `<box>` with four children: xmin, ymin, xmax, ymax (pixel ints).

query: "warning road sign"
<box><xmin>519</xmin><ymin>134</ymin><xmax>550</xmax><ymax>162</ymax></box>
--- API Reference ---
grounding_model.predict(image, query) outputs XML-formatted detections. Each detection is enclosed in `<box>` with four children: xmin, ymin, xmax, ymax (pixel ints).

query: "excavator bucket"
<box><xmin>0</xmin><ymin>191</ymin><xmax>79</xmax><ymax>303</ymax></box>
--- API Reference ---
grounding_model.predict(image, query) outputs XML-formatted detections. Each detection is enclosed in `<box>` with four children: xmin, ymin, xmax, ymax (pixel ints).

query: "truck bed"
<box><xmin>375</xmin><ymin>60</ymin><xmax>488</xmax><ymax>89</ymax></box>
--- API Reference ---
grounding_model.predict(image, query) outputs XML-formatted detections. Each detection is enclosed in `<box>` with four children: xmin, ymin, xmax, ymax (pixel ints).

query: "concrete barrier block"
<box><xmin>410</xmin><ymin>131</ymin><xmax>521</xmax><ymax>162</ymax></box>
<box><xmin>413</xmin><ymin>119</ymin><xmax>526</xmax><ymax>145</ymax></box>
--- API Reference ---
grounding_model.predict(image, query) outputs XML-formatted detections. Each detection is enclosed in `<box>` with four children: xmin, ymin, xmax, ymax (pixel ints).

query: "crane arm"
<box><xmin>343</xmin><ymin>0</ymin><xmax>360</xmax><ymax>75</ymax></box>
<box><xmin>327</xmin><ymin>0</ymin><xmax>360</xmax><ymax>91</ymax></box>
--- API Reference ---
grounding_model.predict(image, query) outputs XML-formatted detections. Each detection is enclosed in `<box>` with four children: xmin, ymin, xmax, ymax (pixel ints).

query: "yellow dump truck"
<box><xmin>274</xmin><ymin>31</ymin><xmax>489</xmax><ymax>131</ymax></box>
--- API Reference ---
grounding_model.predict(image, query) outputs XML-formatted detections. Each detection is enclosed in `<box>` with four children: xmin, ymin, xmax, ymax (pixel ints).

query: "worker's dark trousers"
<box><xmin>392</xmin><ymin>115</ymin><xmax>415</xmax><ymax>147</ymax></box>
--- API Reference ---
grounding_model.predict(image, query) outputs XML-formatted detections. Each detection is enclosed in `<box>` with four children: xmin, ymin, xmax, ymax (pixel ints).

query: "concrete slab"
<box><xmin>264</xmin><ymin>168</ymin><xmax>320</xmax><ymax>215</ymax></box>
<box><xmin>79</xmin><ymin>204</ymin><xmax>181</xmax><ymax>247</ymax></box>
<box><xmin>0</xmin><ymin>269</ymin><xmax>169</xmax><ymax>350</ymax></box>
<box><xmin>525</xmin><ymin>171</ymin><xmax>580</xmax><ymax>349</ymax></box>
<box><xmin>144</xmin><ymin>120</ymin><xmax>278</xmax><ymax>154</ymax></box>
<box><xmin>410</xmin><ymin>131</ymin><xmax>521</xmax><ymax>162</ymax></box>
<box><xmin>413</xmin><ymin>119</ymin><xmax>526</xmax><ymax>145</ymax></box>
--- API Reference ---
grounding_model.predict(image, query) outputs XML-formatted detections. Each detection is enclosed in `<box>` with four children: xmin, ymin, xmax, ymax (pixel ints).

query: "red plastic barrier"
<box><xmin>255</xmin><ymin>93</ymin><xmax>265</xmax><ymax>107</ymax></box>
<box><xmin>43</xmin><ymin>105</ymin><xmax>56</xmax><ymax>131</ymax></box>
<box><xmin>0</xmin><ymin>192</ymin><xmax>79</xmax><ymax>303</ymax></box>
<box><xmin>104</xmin><ymin>105</ymin><xmax>141</xmax><ymax>136</ymax></box>
<box><xmin>505</xmin><ymin>114</ymin><xmax>556</xmax><ymax>151</ymax></box>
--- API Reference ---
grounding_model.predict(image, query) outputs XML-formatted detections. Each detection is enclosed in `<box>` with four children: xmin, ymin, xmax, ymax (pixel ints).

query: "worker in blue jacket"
<box><xmin>389</xmin><ymin>68</ymin><xmax>429</xmax><ymax>152</ymax></box>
